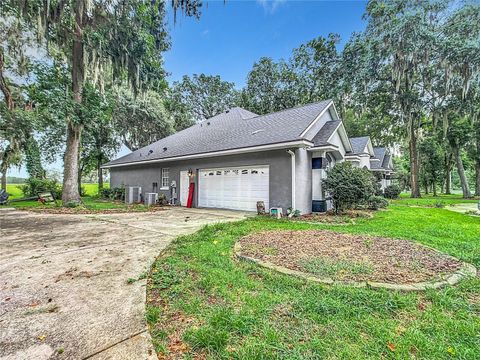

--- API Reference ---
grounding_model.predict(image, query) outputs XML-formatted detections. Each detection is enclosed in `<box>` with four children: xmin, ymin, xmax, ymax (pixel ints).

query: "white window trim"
<box><xmin>161</xmin><ymin>168</ymin><xmax>169</xmax><ymax>190</ymax></box>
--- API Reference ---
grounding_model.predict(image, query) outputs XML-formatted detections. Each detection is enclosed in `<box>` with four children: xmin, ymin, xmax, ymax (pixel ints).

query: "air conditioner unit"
<box><xmin>126</xmin><ymin>186</ymin><xmax>142</xmax><ymax>204</ymax></box>
<box><xmin>145</xmin><ymin>192</ymin><xmax>158</xmax><ymax>207</ymax></box>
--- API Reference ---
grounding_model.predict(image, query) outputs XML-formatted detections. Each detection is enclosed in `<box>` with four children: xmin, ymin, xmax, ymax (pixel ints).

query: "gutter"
<box><xmin>287</xmin><ymin>150</ymin><xmax>296</xmax><ymax>210</ymax></box>
<box><xmin>102</xmin><ymin>139</ymin><xmax>313</xmax><ymax>169</ymax></box>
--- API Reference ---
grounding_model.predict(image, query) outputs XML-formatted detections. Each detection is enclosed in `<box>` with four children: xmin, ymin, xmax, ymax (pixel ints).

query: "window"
<box><xmin>161</xmin><ymin>168</ymin><xmax>169</xmax><ymax>189</ymax></box>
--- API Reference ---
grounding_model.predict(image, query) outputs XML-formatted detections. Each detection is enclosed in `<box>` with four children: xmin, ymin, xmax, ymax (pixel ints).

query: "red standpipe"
<box><xmin>186</xmin><ymin>182</ymin><xmax>195</xmax><ymax>208</ymax></box>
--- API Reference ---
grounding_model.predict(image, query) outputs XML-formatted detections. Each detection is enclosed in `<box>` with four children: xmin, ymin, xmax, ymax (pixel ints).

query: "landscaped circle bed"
<box><xmin>236</xmin><ymin>230</ymin><xmax>475</xmax><ymax>290</ymax></box>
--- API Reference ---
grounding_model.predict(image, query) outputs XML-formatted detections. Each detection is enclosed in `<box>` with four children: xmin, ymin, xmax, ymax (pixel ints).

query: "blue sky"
<box><xmin>9</xmin><ymin>0</ymin><xmax>367</xmax><ymax>178</ymax></box>
<box><xmin>165</xmin><ymin>0</ymin><xmax>367</xmax><ymax>87</ymax></box>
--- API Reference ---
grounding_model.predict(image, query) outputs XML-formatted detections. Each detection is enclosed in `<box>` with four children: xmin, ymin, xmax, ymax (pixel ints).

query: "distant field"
<box><xmin>6</xmin><ymin>184</ymin><xmax>24</xmax><ymax>199</ymax></box>
<box><xmin>5</xmin><ymin>182</ymin><xmax>108</xmax><ymax>199</ymax></box>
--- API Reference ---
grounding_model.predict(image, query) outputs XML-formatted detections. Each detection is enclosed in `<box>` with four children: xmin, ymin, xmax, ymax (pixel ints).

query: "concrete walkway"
<box><xmin>446</xmin><ymin>203</ymin><xmax>479</xmax><ymax>215</ymax></box>
<box><xmin>0</xmin><ymin>207</ymin><xmax>246</xmax><ymax>359</ymax></box>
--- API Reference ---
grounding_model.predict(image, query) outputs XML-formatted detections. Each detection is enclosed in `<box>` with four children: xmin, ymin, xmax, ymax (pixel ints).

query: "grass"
<box><xmin>397</xmin><ymin>193</ymin><xmax>479</xmax><ymax>207</ymax></box>
<box><xmin>147</xmin><ymin>196</ymin><xmax>480</xmax><ymax>359</ymax></box>
<box><xmin>300</xmin><ymin>257</ymin><xmax>374</xmax><ymax>277</ymax></box>
<box><xmin>4</xmin><ymin>183</ymin><xmax>153</xmax><ymax>212</ymax></box>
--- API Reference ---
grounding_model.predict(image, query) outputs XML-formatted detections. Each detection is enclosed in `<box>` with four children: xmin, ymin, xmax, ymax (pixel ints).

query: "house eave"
<box><xmin>102</xmin><ymin>139</ymin><xmax>314</xmax><ymax>169</ymax></box>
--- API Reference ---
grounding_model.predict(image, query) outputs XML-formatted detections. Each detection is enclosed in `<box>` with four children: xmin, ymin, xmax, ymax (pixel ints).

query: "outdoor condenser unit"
<box><xmin>125</xmin><ymin>186</ymin><xmax>142</xmax><ymax>204</ymax></box>
<box><xmin>145</xmin><ymin>192</ymin><xmax>158</xmax><ymax>207</ymax></box>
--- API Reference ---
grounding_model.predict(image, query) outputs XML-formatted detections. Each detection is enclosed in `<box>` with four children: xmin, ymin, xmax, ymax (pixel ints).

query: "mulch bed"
<box><xmin>238</xmin><ymin>230</ymin><xmax>462</xmax><ymax>284</ymax></box>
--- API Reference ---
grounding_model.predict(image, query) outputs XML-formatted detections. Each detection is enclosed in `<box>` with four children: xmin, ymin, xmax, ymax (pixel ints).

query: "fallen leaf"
<box><xmin>447</xmin><ymin>347</ymin><xmax>455</xmax><ymax>356</ymax></box>
<box><xmin>38</xmin><ymin>335</ymin><xmax>47</xmax><ymax>341</ymax></box>
<box><xmin>387</xmin><ymin>342</ymin><xmax>396</xmax><ymax>352</ymax></box>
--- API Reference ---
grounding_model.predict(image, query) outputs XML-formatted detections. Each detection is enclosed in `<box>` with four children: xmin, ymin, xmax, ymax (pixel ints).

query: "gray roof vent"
<box><xmin>163</xmin><ymin>147</ymin><xmax>167</xmax><ymax>151</ymax></box>
<box><xmin>207</xmin><ymin>122</ymin><xmax>211</xmax><ymax>126</ymax></box>
<box><xmin>225</xmin><ymin>109</ymin><xmax>230</xmax><ymax>113</ymax></box>
<box><xmin>148</xmin><ymin>149</ymin><xmax>153</xmax><ymax>155</ymax></box>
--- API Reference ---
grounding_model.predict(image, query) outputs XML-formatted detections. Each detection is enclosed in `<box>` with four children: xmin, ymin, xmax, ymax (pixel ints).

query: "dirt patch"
<box><xmin>292</xmin><ymin>210</ymin><xmax>374</xmax><ymax>224</ymax></box>
<box><xmin>237</xmin><ymin>230</ymin><xmax>462</xmax><ymax>284</ymax></box>
<box><xmin>16</xmin><ymin>205</ymin><xmax>166</xmax><ymax>214</ymax></box>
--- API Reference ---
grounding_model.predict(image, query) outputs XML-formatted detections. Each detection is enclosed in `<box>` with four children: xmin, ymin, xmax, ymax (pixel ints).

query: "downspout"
<box><xmin>287</xmin><ymin>150</ymin><xmax>296</xmax><ymax>210</ymax></box>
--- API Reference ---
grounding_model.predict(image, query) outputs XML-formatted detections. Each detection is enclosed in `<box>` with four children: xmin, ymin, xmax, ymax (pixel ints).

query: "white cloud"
<box><xmin>201</xmin><ymin>29</ymin><xmax>210</xmax><ymax>37</ymax></box>
<box><xmin>257</xmin><ymin>0</ymin><xmax>287</xmax><ymax>14</ymax></box>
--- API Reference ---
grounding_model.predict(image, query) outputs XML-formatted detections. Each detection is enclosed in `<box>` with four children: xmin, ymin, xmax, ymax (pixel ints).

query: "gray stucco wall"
<box><xmin>110</xmin><ymin>149</ymin><xmax>292</xmax><ymax>212</ymax></box>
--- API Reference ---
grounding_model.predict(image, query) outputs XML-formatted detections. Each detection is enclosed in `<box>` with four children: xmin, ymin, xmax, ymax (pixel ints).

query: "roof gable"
<box><xmin>350</xmin><ymin>136</ymin><xmax>373</xmax><ymax>155</ymax></box>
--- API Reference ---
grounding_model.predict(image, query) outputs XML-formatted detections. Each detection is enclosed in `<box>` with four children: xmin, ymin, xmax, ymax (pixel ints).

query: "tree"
<box><xmin>80</xmin><ymin>84</ymin><xmax>119</xmax><ymax>190</ymax></box>
<box><xmin>339</xmin><ymin>33</ymin><xmax>399</xmax><ymax>146</ymax></box>
<box><xmin>446</xmin><ymin>114</ymin><xmax>473</xmax><ymax>198</ymax></box>
<box><xmin>241</xmin><ymin>57</ymin><xmax>297</xmax><ymax>115</ymax></box>
<box><xmin>290</xmin><ymin>34</ymin><xmax>340</xmax><ymax>105</ymax></box>
<box><xmin>419</xmin><ymin>135</ymin><xmax>445</xmax><ymax>196</ymax></box>
<box><xmin>0</xmin><ymin>13</ymin><xmax>41</xmax><ymax>189</ymax></box>
<box><xmin>364</xmin><ymin>0</ymin><xmax>453</xmax><ymax>198</ymax></box>
<box><xmin>171</xmin><ymin>74</ymin><xmax>239</xmax><ymax>120</ymax></box>
<box><xmin>4</xmin><ymin>0</ymin><xmax>201</xmax><ymax>205</ymax></box>
<box><xmin>113</xmin><ymin>88</ymin><xmax>175</xmax><ymax>151</ymax></box>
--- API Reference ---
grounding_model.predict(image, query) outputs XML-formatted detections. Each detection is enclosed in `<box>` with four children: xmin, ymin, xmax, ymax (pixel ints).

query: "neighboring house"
<box><xmin>370</xmin><ymin>147</ymin><xmax>394</xmax><ymax>190</ymax></box>
<box><xmin>103</xmin><ymin>100</ymin><xmax>391</xmax><ymax>214</ymax></box>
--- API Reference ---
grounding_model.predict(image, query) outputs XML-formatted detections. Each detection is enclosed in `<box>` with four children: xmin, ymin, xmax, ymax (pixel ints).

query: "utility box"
<box><xmin>312</xmin><ymin>200</ymin><xmax>327</xmax><ymax>213</ymax></box>
<box><xmin>125</xmin><ymin>186</ymin><xmax>142</xmax><ymax>204</ymax></box>
<box><xmin>145</xmin><ymin>193</ymin><xmax>158</xmax><ymax>207</ymax></box>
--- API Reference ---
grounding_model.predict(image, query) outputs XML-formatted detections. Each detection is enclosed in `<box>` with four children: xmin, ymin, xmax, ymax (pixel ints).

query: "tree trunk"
<box><xmin>62</xmin><ymin>122</ymin><xmax>83</xmax><ymax>203</ymax></box>
<box><xmin>445</xmin><ymin>153</ymin><xmax>452</xmax><ymax>195</ymax></box>
<box><xmin>97</xmin><ymin>160</ymin><xmax>104</xmax><ymax>190</ymax></box>
<box><xmin>452</xmin><ymin>145</ymin><xmax>471</xmax><ymax>198</ymax></box>
<box><xmin>409</xmin><ymin>123</ymin><xmax>421</xmax><ymax>198</ymax></box>
<box><xmin>432</xmin><ymin>180</ymin><xmax>437</xmax><ymax>197</ymax></box>
<box><xmin>0</xmin><ymin>49</ymin><xmax>14</xmax><ymax>111</ymax></box>
<box><xmin>62</xmin><ymin>0</ymin><xmax>85</xmax><ymax>205</ymax></box>
<box><xmin>1</xmin><ymin>170</ymin><xmax>6</xmax><ymax>191</ymax></box>
<box><xmin>475</xmin><ymin>161</ymin><xmax>480</xmax><ymax>197</ymax></box>
<box><xmin>476</xmin><ymin>132</ymin><xmax>480</xmax><ymax>196</ymax></box>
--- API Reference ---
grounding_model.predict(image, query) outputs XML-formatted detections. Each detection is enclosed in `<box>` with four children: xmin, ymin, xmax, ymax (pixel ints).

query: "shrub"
<box><xmin>20</xmin><ymin>177</ymin><xmax>62</xmax><ymax>199</ymax></box>
<box><xmin>384</xmin><ymin>184</ymin><xmax>401</xmax><ymax>199</ymax></box>
<box><xmin>100</xmin><ymin>187</ymin><xmax>125</xmax><ymax>200</ymax></box>
<box><xmin>367</xmin><ymin>195</ymin><xmax>389</xmax><ymax>210</ymax></box>
<box><xmin>322</xmin><ymin>162</ymin><xmax>376</xmax><ymax>213</ymax></box>
<box><xmin>99</xmin><ymin>187</ymin><xmax>113</xmax><ymax>199</ymax></box>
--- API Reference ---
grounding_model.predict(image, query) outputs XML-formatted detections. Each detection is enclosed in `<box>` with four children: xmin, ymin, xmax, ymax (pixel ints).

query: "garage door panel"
<box><xmin>198</xmin><ymin>166</ymin><xmax>269</xmax><ymax>211</ymax></box>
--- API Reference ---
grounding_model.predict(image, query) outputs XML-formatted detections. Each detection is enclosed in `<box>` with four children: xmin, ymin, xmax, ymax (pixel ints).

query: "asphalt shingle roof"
<box><xmin>312</xmin><ymin>121</ymin><xmax>342</xmax><ymax>146</ymax></box>
<box><xmin>370</xmin><ymin>147</ymin><xmax>392</xmax><ymax>170</ymax></box>
<box><xmin>105</xmin><ymin>100</ymin><xmax>333</xmax><ymax>166</ymax></box>
<box><xmin>349</xmin><ymin>136</ymin><xmax>370</xmax><ymax>155</ymax></box>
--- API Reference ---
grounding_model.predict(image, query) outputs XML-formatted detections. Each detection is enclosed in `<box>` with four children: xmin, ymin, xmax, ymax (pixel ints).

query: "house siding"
<box><xmin>110</xmin><ymin>149</ymin><xmax>292</xmax><ymax>212</ymax></box>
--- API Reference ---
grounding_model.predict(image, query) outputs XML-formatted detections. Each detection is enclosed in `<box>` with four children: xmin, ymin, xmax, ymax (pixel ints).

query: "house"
<box><xmin>103</xmin><ymin>100</ymin><xmax>391</xmax><ymax>214</ymax></box>
<box><xmin>370</xmin><ymin>147</ymin><xmax>394</xmax><ymax>190</ymax></box>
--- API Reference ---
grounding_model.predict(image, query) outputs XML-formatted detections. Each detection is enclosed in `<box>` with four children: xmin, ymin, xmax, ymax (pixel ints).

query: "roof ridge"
<box><xmin>243</xmin><ymin>99</ymin><xmax>333</xmax><ymax>121</ymax></box>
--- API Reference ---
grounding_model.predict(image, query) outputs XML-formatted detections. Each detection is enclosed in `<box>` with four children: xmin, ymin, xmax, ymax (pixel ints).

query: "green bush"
<box><xmin>367</xmin><ymin>195</ymin><xmax>389</xmax><ymax>210</ymax></box>
<box><xmin>100</xmin><ymin>186</ymin><xmax>125</xmax><ymax>200</ymax></box>
<box><xmin>20</xmin><ymin>177</ymin><xmax>62</xmax><ymax>199</ymax></box>
<box><xmin>322</xmin><ymin>162</ymin><xmax>376</xmax><ymax>213</ymax></box>
<box><xmin>383</xmin><ymin>184</ymin><xmax>401</xmax><ymax>199</ymax></box>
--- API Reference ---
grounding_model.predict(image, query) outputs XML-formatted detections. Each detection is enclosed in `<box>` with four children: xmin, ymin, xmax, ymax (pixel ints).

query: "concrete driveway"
<box><xmin>0</xmin><ymin>207</ymin><xmax>246</xmax><ymax>359</ymax></box>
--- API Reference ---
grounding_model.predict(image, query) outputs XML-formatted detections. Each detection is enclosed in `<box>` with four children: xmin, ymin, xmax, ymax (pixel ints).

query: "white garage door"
<box><xmin>198</xmin><ymin>166</ymin><xmax>269</xmax><ymax>211</ymax></box>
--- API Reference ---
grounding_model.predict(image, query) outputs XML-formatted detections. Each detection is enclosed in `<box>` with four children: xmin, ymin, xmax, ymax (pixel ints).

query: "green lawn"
<box><xmin>3</xmin><ymin>183</ymin><xmax>150</xmax><ymax>212</ymax></box>
<box><xmin>5</xmin><ymin>184</ymin><xmax>24</xmax><ymax>199</ymax></box>
<box><xmin>147</xmin><ymin>198</ymin><xmax>480</xmax><ymax>359</ymax></box>
<box><xmin>397</xmin><ymin>193</ymin><xmax>479</xmax><ymax>207</ymax></box>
